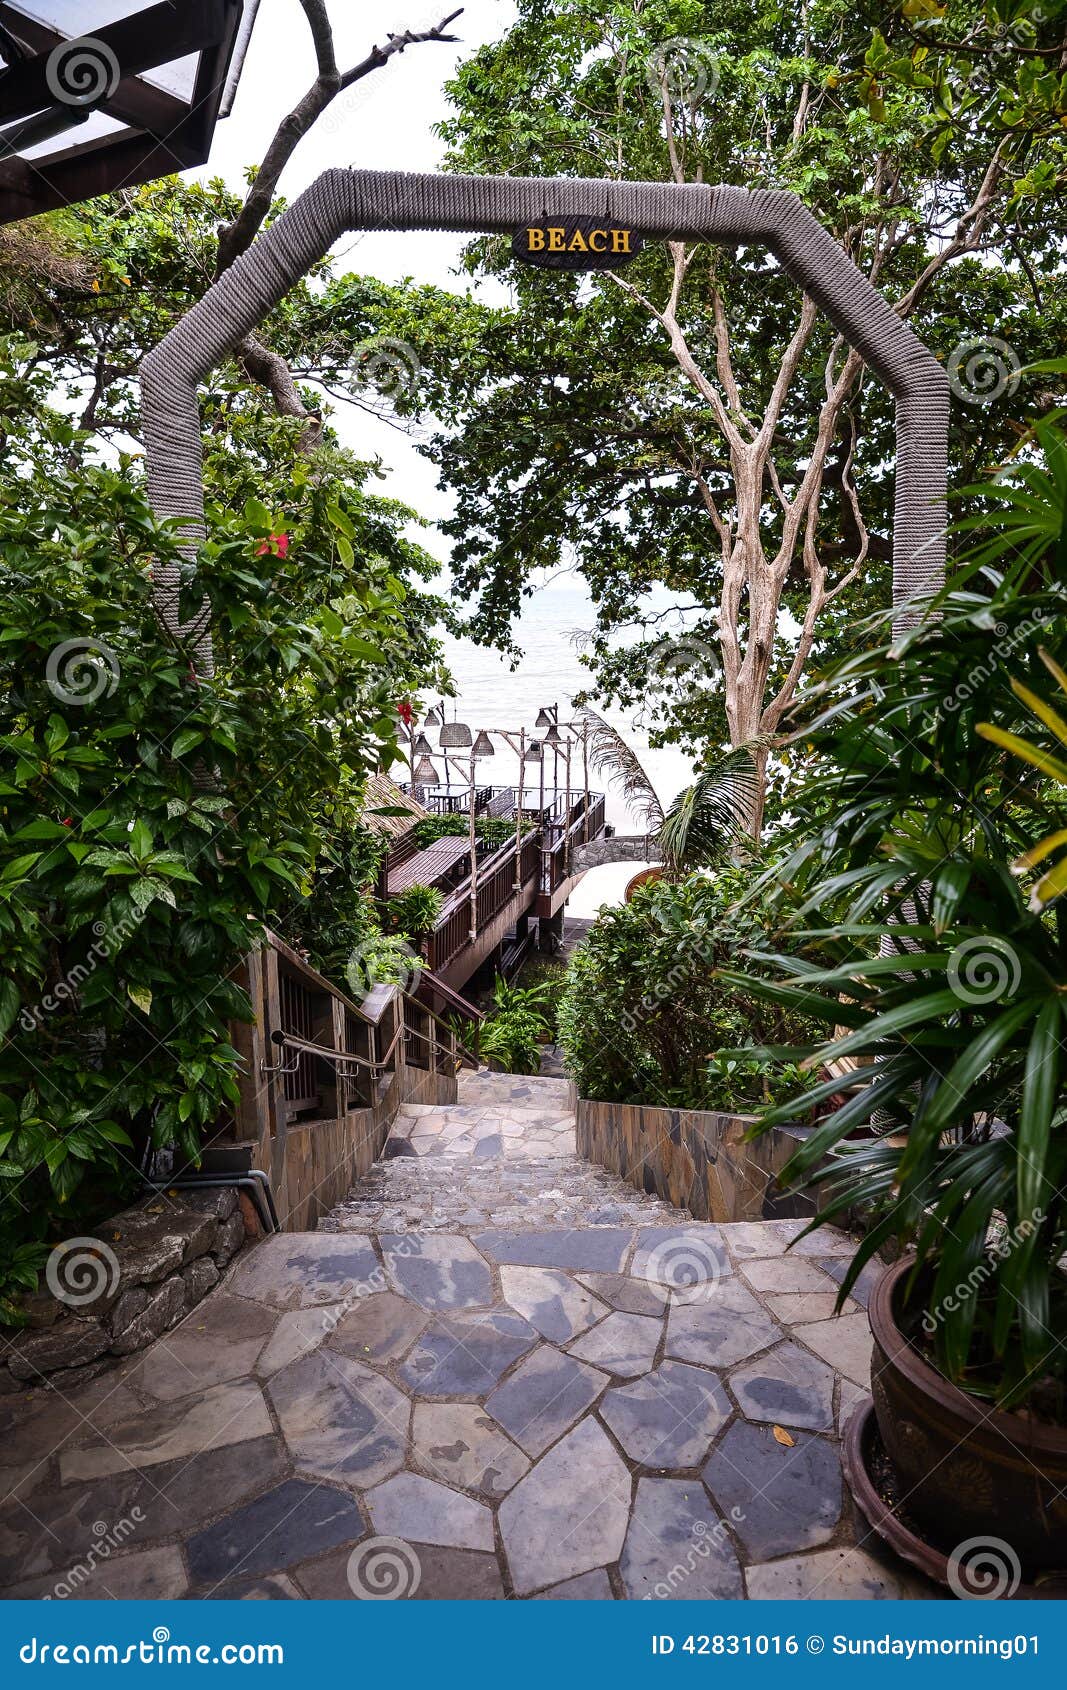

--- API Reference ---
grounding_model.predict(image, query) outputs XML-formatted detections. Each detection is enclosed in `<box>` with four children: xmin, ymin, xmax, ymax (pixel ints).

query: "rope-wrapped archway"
<box><xmin>140</xmin><ymin>168</ymin><xmax>949</xmax><ymax>676</ymax></box>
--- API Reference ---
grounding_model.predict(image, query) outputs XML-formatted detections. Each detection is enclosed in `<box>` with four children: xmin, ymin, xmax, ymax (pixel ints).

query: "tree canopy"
<box><xmin>367</xmin><ymin>0</ymin><xmax>1067</xmax><ymax>828</ymax></box>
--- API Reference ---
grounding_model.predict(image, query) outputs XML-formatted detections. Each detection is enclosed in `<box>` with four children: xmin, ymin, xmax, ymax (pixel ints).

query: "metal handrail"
<box><xmin>265</xmin><ymin>1000</ymin><xmax>477</xmax><ymax>1081</ymax></box>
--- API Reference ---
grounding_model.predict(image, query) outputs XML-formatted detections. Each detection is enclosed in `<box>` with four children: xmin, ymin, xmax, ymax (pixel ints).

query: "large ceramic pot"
<box><xmin>869</xmin><ymin>1257</ymin><xmax>1067</xmax><ymax>1577</ymax></box>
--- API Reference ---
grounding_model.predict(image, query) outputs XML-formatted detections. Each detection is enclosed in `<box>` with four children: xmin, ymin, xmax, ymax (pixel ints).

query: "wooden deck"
<box><xmin>393</xmin><ymin>787</ymin><xmax>608</xmax><ymax>991</ymax></box>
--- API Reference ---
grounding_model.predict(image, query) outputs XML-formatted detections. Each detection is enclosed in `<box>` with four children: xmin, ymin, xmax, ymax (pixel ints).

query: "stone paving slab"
<box><xmin>0</xmin><ymin>1073</ymin><xmax>936</xmax><ymax>1603</ymax></box>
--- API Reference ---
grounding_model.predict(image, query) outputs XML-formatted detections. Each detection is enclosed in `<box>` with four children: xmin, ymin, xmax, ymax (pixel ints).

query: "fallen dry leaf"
<box><xmin>772</xmin><ymin>1425</ymin><xmax>795</xmax><ymax>1447</ymax></box>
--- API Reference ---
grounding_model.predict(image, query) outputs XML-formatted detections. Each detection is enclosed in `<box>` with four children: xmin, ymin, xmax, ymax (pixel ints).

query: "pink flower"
<box><xmin>256</xmin><ymin>532</ymin><xmax>289</xmax><ymax>559</ymax></box>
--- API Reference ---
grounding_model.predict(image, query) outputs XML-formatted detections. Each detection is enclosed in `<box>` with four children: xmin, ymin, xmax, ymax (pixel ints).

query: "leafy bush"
<box><xmin>475</xmin><ymin>973</ymin><xmax>552</xmax><ymax>1074</ymax></box>
<box><xmin>738</xmin><ymin>429</ymin><xmax>1067</xmax><ymax>1410</ymax></box>
<box><xmin>557</xmin><ymin>867</ymin><xmax>823</xmax><ymax>1109</ymax></box>
<box><xmin>0</xmin><ymin>465</ymin><xmax>429</xmax><ymax>1296</ymax></box>
<box><xmin>410</xmin><ymin>813</ymin><xmax>527</xmax><ymax>851</ymax></box>
<box><xmin>384</xmin><ymin>882</ymin><xmax>443</xmax><ymax>938</ymax></box>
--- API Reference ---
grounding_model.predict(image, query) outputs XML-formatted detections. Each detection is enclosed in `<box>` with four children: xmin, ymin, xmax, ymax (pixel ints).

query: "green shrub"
<box><xmin>411</xmin><ymin>813</ymin><xmax>528</xmax><ymax>851</ymax></box>
<box><xmin>384</xmin><ymin>882</ymin><xmax>443</xmax><ymax>937</ymax></box>
<box><xmin>476</xmin><ymin>973</ymin><xmax>552</xmax><ymax>1074</ymax></box>
<box><xmin>557</xmin><ymin>868</ymin><xmax>822</xmax><ymax>1109</ymax></box>
<box><xmin>0</xmin><ymin>467</ymin><xmax>426</xmax><ymax>1302</ymax></box>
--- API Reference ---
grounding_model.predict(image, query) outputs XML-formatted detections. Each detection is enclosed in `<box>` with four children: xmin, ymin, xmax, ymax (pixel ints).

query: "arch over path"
<box><xmin>140</xmin><ymin>169</ymin><xmax>950</xmax><ymax>676</ymax></box>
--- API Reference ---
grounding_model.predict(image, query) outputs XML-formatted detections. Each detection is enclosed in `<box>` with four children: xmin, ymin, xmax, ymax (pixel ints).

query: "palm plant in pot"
<box><xmin>721</xmin><ymin>432</ymin><xmax>1067</xmax><ymax>1582</ymax></box>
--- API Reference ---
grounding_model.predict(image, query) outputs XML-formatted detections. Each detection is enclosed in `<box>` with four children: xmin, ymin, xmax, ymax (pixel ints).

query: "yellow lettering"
<box><xmin>588</xmin><ymin>229</ymin><xmax>608</xmax><ymax>252</ymax></box>
<box><xmin>611</xmin><ymin>228</ymin><xmax>632</xmax><ymax>254</ymax></box>
<box><xmin>547</xmin><ymin>227</ymin><xmax>566</xmax><ymax>252</ymax></box>
<box><xmin>526</xmin><ymin>227</ymin><xmax>546</xmax><ymax>252</ymax></box>
<box><xmin>568</xmin><ymin>229</ymin><xmax>588</xmax><ymax>252</ymax></box>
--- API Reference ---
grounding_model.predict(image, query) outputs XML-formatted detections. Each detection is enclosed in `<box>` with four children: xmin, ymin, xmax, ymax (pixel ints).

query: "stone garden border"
<box><xmin>575</xmin><ymin>1095</ymin><xmax>824</xmax><ymax>1225</ymax></box>
<box><xmin>1</xmin><ymin>1188</ymin><xmax>249</xmax><ymax>1396</ymax></box>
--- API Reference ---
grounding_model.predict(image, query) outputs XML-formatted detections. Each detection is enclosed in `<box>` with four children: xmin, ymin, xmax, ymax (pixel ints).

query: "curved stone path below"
<box><xmin>0</xmin><ymin>1072</ymin><xmax>935</xmax><ymax>1601</ymax></box>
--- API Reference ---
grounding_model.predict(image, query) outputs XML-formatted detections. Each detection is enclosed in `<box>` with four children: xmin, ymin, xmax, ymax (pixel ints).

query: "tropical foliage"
<box><xmin>388</xmin><ymin>0</ymin><xmax>1067</xmax><ymax>829</ymax></box>
<box><xmin>737</xmin><ymin>427</ymin><xmax>1067</xmax><ymax>1412</ymax></box>
<box><xmin>476</xmin><ymin>975</ymin><xmax>554</xmax><ymax>1075</ymax></box>
<box><xmin>0</xmin><ymin>180</ymin><xmax>448</xmax><ymax>1307</ymax></box>
<box><xmin>557</xmin><ymin>867</ymin><xmax>825</xmax><ymax>1109</ymax></box>
<box><xmin>580</xmin><ymin>709</ymin><xmax>758</xmax><ymax>870</ymax></box>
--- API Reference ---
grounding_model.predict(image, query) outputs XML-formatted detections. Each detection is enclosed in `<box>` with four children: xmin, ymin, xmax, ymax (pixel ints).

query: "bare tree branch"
<box><xmin>215</xmin><ymin>5</ymin><xmax>464</xmax><ymax>275</ymax></box>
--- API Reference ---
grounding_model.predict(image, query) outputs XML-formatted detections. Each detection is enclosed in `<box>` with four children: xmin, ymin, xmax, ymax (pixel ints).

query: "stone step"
<box><xmin>455</xmin><ymin>1070</ymin><xmax>573</xmax><ymax>1109</ymax></box>
<box><xmin>320</xmin><ymin>1151</ymin><xmax>690</xmax><ymax>1236</ymax></box>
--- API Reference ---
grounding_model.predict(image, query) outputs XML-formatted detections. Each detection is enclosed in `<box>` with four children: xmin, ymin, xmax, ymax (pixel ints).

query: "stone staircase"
<box><xmin>321</xmin><ymin>1070</ymin><xmax>689</xmax><ymax>1236</ymax></box>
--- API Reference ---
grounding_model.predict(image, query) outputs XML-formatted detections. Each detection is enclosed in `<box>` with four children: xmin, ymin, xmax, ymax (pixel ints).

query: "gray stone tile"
<box><xmin>365</xmin><ymin>1472</ymin><xmax>494</xmax><ymax>1550</ymax></box>
<box><xmin>703</xmin><ymin>1421</ymin><xmax>843</xmax><ymax>1559</ymax></box>
<box><xmin>567</xmin><ymin>1312</ymin><xmax>662</xmax><ymax>1378</ymax></box>
<box><xmin>473</xmin><ymin>1228</ymin><xmax>632</xmax><ymax>1272</ymax></box>
<box><xmin>499</xmin><ymin>1418</ymin><xmax>631</xmax><ymax>1595</ymax></box>
<box><xmin>328</xmin><ymin>1291</ymin><xmax>428</xmax><ymax>1365</ymax></box>
<box><xmin>134</xmin><ymin>1296</ymin><xmax>276</xmax><ymax>1400</ymax></box>
<box><xmin>600</xmin><ymin>1361</ymin><xmax>732</xmax><ymax>1468</ymax></box>
<box><xmin>6</xmin><ymin>1544</ymin><xmax>188</xmax><ymax>1600</ymax></box>
<box><xmin>837</xmin><ymin>1378</ymin><xmax>869</xmax><ymax>1437</ymax></box>
<box><xmin>486</xmin><ymin>1346</ymin><xmax>608</xmax><ymax>1456</ymax></box>
<box><xmin>764</xmin><ymin>1293</ymin><xmax>857</xmax><ymax>1326</ymax></box>
<box><xmin>0</xmin><ymin>1379</ymin><xmax>140</xmax><ymax>1471</ymax></box>
<box><xmin>630</xmin><ymin>1227</ymin><xmax>732</xmax><ymax>1300</ymax></box>
<box><xmin>792</xmin><ymin>1312</ymin><xmax>873</xmax><ymax>1387</ymax></box>
<box><xmin>187</xmin><ymin>1479</ymin><xmax>365</xmax><ymax>1584</ymax></box>
<box><xmin>59</xmin><ymin>1381</ymin><xmax>272</xmax><ymax>1483</ymax></box>
<box><xmin>382</xmin><ymin>1234</ymin><xmax>493</xmax><ymax>1312</ymax></box>
<box><xmin>0</xmin><ymin>1436</ymin><xmax>287</xmax><ymax>1586</ymax></box>
<box><xmin>295</xmin><ymin>1541</ymin><xmax>505</xmax><ymax>1599</ymax></box>
<box><xmin>746</xmin><ymin>1545</ymin><xmax>933</xmax><ymax>1600</ymax></box>
<box><xmin>270</xmin><ymin>1350</ymin><xmax>408</xmax><ymax>1489</ymax></box>
<box><xmin>719</xmin><ymin>1222</ymin><xmax>796</xmax><ymax>1259</ymax></box>
<box><xmin>532</xmin><ymin>1569</ymin><xmax>613</xmax><ymax>1599</ymax></box>
<box><xmin>729</xmin><ymin>1342</ymin><xmax>835</xmax><ymax>1432</ymax></box>
<box><xmin>229</xmin><ymin>1234</ymin><xmax>382</xmax><ymax>1310</ymax></box>
<box><xmin>619</xmin><ymin>1478</ymin><xmax>743</xmax><ymax>1601</ymax></box>
<box><xmin>666</xmin><ymin>1279</ymin><xmax>780</xmax><ymax>1369</ymax></box>
<box><xmin>500</xmin><ymin>1266</ymin><xmax>609</xmax><ymax>1343</ymax></box>
<box><xmin>818</xmin><ymin>1254</ymin><xmax>883</xmax><ymax>1309</ymax></box>
<box><xmin>576</xmin><ymin>1273</ymin><xmax>667</xmax><ymax>1317</ymax></box>
<box><xmin>257</xmin><ymin>1307</ymin><xmax>335</xmax><ymax>1377</ymax></box>
<box><xmin>198</xmin><ymin>1573</ymin><xmax>302</xmax><ymax>1599</ymax></box>
<box><xmin>411</xmin><ymin>1403</ymin><xmax>529</xmax><ymax>1497</ymax></box>
<box><xmin>399</xmin><ymin>1310</ymin><xmax>537</xmax><ymax>1396</ymax></box>
<box><xmin>789</xmin><ymin>1224</ymin><xmax>858</xmax><ymax>1257</ymax></box>
<box><xmin>741</xmin><ymin>1256</ymin><xmax>838</xmax><ymax>1294</ymax></box>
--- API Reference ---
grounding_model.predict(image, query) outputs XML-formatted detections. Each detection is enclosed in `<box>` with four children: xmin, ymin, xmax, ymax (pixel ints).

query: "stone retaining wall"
<box><xmin>1</xmin><ymin>1187</ymin><xmax>249</xmax><ymax>1396</ymax></box>
<box><xmin>576</xmin><ymin>1097</ymin><xmax>818</xmax><ymax>1224</ymax></box>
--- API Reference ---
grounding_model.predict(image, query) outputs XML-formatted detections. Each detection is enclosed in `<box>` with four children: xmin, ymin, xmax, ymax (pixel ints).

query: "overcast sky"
<box><xmin>200</xmin><ymin>0</ymin><xmax>519</xmax><ymax>549</ymax></box>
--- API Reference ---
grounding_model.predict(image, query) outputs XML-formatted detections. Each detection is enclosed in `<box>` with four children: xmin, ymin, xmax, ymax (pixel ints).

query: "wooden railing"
<box><xmin>541</xmin><ymin>793</ymin><xmax>606</xmax><ymax>895</ymax></box>
<box><xmin>426</xmin><ymin>832</ymin><xmax>540</xmax><ymax>974</ymax></box>
<box><xmin>242</xmin><ymin>932</ymin><xmax>476</xmax><ymax>1132</ymax></box>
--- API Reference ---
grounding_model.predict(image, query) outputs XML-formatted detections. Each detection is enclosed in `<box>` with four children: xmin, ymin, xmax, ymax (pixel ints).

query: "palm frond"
<box><xmin>658</xmin><ymin>747</ymin><xmax>761</xmax><ymax>871</ymax></box>
<box><xmin>576</xmin><ymin>707</ymin><xmax>664</xmax><ymax>832</ymax></box>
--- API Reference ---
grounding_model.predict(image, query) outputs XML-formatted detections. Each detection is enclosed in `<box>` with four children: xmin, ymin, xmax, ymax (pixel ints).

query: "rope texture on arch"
<box><xmin>140</xmin><ymin>169</ymin><xmax>950</xmax><ymax>676</ymax></box>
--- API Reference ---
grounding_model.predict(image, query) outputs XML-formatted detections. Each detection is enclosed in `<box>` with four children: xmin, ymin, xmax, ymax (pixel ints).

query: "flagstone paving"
<box><xmin>0</xmin><ymin>1072</ymin><xmax>936</xmax><ymax>1601</ymax></box>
